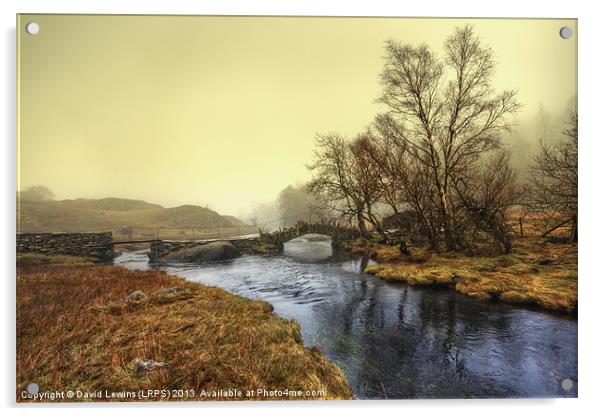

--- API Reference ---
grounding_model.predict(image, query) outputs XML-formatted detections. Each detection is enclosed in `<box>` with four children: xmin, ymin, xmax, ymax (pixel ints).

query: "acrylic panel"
<box><xmin>16</xmin><ymin>15</ymin><xmax>577</xmax><ymax>402</ymax></box>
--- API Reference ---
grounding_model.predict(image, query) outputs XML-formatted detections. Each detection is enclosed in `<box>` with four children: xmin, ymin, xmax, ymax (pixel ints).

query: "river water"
<box><xmin>114</xmin><ymin>236</ymin><xmax>577</xmax><ymax>399</ymax></box>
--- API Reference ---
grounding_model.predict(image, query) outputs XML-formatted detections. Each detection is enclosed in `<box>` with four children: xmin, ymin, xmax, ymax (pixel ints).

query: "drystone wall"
<box><xmin>17</xmin><ymin>232</ymin><xmax>115</xmax><ymax>262</ymax></box>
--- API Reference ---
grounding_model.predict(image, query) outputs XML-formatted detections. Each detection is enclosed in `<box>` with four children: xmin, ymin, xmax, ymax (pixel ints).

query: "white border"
<box><xmin>2</xmin><ymin>1</ymin><xmax>600</xmax><ymax>415</ymax></box>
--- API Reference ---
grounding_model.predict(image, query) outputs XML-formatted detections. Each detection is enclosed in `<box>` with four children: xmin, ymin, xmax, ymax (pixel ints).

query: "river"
<box><xmin>114</xmin><ymin>236</ymin><xmax>577</xmax><ymax>399</ymax></box>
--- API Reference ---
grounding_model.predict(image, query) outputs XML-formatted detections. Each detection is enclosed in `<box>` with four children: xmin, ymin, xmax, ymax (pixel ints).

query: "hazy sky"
<box><xmin>17</xmin><ymin>15</ymin><xmax>577</xmax><ymax>215</ymax></box>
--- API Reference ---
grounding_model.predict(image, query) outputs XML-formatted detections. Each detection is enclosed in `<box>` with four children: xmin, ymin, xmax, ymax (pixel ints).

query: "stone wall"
<box><xmin>17</xmin><ymin>232</ymin><xmax>115</xmax><ymax>262</ymax></box>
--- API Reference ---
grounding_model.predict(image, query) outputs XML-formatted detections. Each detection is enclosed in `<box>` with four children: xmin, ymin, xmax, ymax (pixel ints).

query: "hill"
<box><xmin>147</xmin><ymin>205</ymin><xmax>248</xmax><ymax>228</ymax></box>
<box><xmin>17</xmin><ymin>197</ymin><xmax>249</xmax><ymax>233</ymax></box>
<box><xmin>63</xmin><ymin>197</ymin><xmax>163</xmax><ymax>211</ymax></box>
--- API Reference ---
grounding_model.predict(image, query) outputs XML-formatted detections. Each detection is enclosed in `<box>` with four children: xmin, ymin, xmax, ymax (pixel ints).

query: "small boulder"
<box><xmin>106</xmin><ymin>300</ymin><xmax>127</xmax><ymax>313</ymax></box>
<box><xmin>131</xmin><ymin>358</ymin><xmax>172</xmax><ymax>375</ymax></box>
<box><xmin>159</xmin><ymin>286</ymin><xmax>186</xmax><ymax>297</ymax></box>
<box><xmin>126</xmin><ymin>290</ymin><xmax>146</xmax><ymax>302</ymax></box>
<box><xmin>537</xmin><ymin>257</ymin><xmax>557</xmax><ymax>266</ymax></box>
<box><xmin>157</xmin><ymin>241</ymin><xmax>239</xmax><ymax>263</ymax></box>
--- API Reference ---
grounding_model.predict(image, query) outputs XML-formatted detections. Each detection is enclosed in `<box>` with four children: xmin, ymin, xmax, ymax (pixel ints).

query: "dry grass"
<box><xmin>17</xmin><ymin>264</ymin><xmax>352</xmax><ymax>402</ymax></box>
<box><xmin>354</xmin><ymin>237</ymin><xmax>577</xmax><ymax>314</ymax></box>
<box><xmin>17</xmin><ymin>252</ymin><xmax>96</xmax><ymax>267</ymax></box>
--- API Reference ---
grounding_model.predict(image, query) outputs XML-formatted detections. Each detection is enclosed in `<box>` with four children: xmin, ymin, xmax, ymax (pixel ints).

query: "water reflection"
<box><xmin>116</xmin><ymin>240</ymin><xmax>577</xmax><ymax>399</ymax></box>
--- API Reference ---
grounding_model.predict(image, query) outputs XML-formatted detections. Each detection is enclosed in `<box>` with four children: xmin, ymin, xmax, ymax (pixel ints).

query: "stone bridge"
<box><xmin>17</xmin><ymin>222</ymin><xmax>361</xmax><ymax>264</ymax></box>
<box><xmin>148</xmin><ymin>222</ymin><xmax>361</xmax><ymax>262</ymax></box>
<box><xmin>257</xmin><ymin>221</ymin><xmax>362</xmax><ymax>250</ymax></box>
<box><xmin>16</xmin><ymin>232</ymin><xmax>260</xmax><ymax>264</ymax></box>
<box><xmin>148</xmin><ymin>236</ymin><xmax>259</xmax><ymax>262</ymax></box>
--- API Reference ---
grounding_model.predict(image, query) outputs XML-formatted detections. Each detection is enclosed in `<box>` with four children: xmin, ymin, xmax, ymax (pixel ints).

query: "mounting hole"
<box><xmin>559</xmin><ymin>26</ymin><xmax>572</xmax><ymax>39</ymax></box>
<box><xmin>25</xmin><ymin>22</ymin><xmax>39</xmax><ymax>35</ymax></box>
<box><xmin>561</xmin><ymin>378</ymin><xmax>573</xmax><ymax>391</ymax></box>
<box><xmin>26</xmin><ymin>382</ymin><xmax>39</xmax><ymax>395</ymax></box>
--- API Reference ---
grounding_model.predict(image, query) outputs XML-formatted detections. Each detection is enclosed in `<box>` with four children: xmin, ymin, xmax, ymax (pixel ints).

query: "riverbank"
<box><xmin>345</xmin><ymin>238</ymin><xmax>577</xmax><ymax>314</ymax></box>
<box><xmin>16</xmin><ymin>261</ymin><xmax>353</xmax><ymax>402</ymax></box>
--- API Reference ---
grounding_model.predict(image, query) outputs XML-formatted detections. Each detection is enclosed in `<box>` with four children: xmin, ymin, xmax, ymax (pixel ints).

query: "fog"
<box><xmin>18</xmin><ymin>16</ymin><xmax>576</xmax><ymax>221</ymax></box>
<box><xmin>504</xmin><ymin>98</ymin><xmax>577</xmax><ymax>179</ymax></box>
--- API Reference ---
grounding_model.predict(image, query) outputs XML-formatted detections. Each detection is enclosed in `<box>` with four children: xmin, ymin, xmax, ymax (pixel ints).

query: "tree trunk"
<box><xmin>366</xmin><ymin>206</ymin><xmax>388</xmax><ymax>242</ymax></box>
<box><xmin>497</xmin><ymin>230</ymin><xmax>512</xmax><ymax>254</ymax></box>
<box><xmin>541</xmin><ymin>217</ymin><xmax>573</xmax><ymax>238</ymax></box>
<box><xmin>569</xmin><ymin>215</ymin><xmax>578</xmax><ymax>244</ymax></box>
<box><xmin>356</xmin><ymin>212</ymin><xmax>370</xmax><ymax>238</ymax></box>
<box><xmin>438</xmin><ymin>186</ymin><xmax>455</xmax><ymax>251</ymax></box>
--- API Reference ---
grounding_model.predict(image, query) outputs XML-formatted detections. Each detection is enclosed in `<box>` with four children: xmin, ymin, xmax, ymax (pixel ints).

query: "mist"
<box><xmin>504</xmin><ymin>97</ymin><xmax>577</xmax><ymax>180</ymax></box>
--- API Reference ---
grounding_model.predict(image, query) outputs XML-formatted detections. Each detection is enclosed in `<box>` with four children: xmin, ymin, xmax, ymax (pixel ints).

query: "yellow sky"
<box><xmin>17</xmin><ymin>15</ymin><xmax>577</xmax><ymax>215</ymax></box>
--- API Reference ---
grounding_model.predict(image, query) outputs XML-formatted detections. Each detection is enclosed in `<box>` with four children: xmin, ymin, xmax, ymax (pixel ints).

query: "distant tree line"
<box><xmin>246</xmin><ymin>184</ymin><xmax>328</xmax><ymax>231</ymax></box>
<box><xmin>18</xmin><ymin>185</ymin><xmax>55</xmax><ymax>202</ymax></box>
<box><xmin>307</xmin><ymin>25</ymin><xmax>577</xmax><ymax>253</ymax></box>
<box><xmin>528</xmin><ymin>110</ymin><xmax>578</xmax><ymax>243</ymax></box>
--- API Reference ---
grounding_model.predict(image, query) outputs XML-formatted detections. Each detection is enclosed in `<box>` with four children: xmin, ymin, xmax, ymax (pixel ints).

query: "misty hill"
<box><xmin>17</xmin><ymin>197</ymin><xmax>248</xmax><ymax>233</ymax></box>
<box><xmin>145</xmin><ymin>205</ymin><xmax>248</xmax><ymax>228</ymax></box>
<box><xmin>57</xmin><ymin>197</ymin><xmax>164</xmax><ymax>211</ymax></box>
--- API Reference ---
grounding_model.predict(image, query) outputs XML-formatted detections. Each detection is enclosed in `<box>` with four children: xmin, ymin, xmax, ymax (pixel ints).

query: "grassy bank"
<box><xmin>17</xmin><ymin>263</ymin><xmax>353</xmax><ymax>401</ymax></box>
<box><xmin>346</xmin><ymin>238</ymin><xmax>577</xmax><ymax>314</ymax></box>
<box><xmin>17</xmin><ymin>252</ymin><xmax>96</xmax><ymax>267</ymax></box>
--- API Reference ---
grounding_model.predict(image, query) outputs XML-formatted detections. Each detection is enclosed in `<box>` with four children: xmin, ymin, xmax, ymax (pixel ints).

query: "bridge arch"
<box><xmin>258</xmin><ymin>221</ymin><xmax>362</xmax><ymax>250</ymax></box>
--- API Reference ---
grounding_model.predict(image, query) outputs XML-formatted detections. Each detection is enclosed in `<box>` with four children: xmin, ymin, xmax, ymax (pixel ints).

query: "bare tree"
<box><xmin>453</xmin><ymin>150</ymin><xmax>523</xmax><ymax>253</ymax></box>
<box><xmin>377</xmin><ymin>25</ymin><xmax>521</xmax><ymax>251</ymax></box>
<box><xmin>347</xmin><ymin>134</ymin><xmax>388</xmax><ymax>238</ymax></box>
<box><xmin>307</xmin><ymin>134</ymin><xmax>371</xmax><ymax>237</ymax></box>
<box><xmin>529</xmin><ymin>109</ymin><xmax>578</xmax><ymax>242</ymax></box>
<box><xmin>307</xmin><ymin>132</ymin><xmax>394</xmax><ymax>238</ymax></box>
<box><xmin>366</xmin><ymin>125</ymin><xmax>441</xmax><ymax>247</ymax></box>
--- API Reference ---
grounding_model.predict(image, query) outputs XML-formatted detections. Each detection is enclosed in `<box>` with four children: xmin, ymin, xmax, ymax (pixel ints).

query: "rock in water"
<box><xmin>157</xmin><ymin>241</ymin><xmax>238</xmax><ymax>263</ymax></box>
<box><xmin>126</xmin><ymin>290</ymin><xmax>146</xmax><ymax>302</ymax></box>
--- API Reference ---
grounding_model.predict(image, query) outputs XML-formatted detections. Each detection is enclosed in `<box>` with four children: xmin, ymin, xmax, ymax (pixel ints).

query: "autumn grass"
<box><xmin>17</xmin><ymin>252</ymin><xmax>96</xmax><ymax>267</ymax></box>
<box><xmin>17</xmin><ymin>264</ymin><xmax>353</xmax><ymax>402</ymax></box>
<box><xmin>348</xmin><ymin>237</ymin><xmax>577</xmax><ymax>314</ymax></box>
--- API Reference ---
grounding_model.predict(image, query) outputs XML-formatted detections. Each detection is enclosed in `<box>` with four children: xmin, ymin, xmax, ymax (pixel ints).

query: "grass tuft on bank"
<box><xmin>17</xmin><ymin>264</ymin><xmax>353</xmax><ymax>401</ymax></box>
<box><xmin>351</xmin><ymin>238</ymin><xmax>577</xmax><ymax>314</ymax></box>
